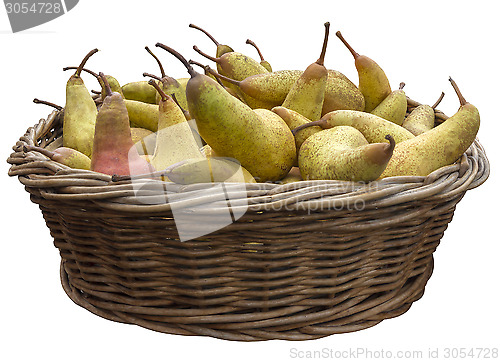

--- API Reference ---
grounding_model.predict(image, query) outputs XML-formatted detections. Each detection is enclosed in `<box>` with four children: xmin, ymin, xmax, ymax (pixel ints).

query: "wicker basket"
<box><xmin>7</xmin><ymin>99</ymin><xmax>489</xmax><ymax>341</ymax></box>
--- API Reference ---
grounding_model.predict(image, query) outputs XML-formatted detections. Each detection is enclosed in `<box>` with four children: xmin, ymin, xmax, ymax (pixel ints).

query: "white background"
<box><xmin>1</xmin><ymin>1</ymin><xmax>498</xmax><ymax>361</ymax></box>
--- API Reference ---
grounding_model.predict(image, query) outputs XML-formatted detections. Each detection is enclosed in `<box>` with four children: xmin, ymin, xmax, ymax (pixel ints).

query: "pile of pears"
<box><xmin>33</xmin><ymin>22</ymin><xmax>480</xmax><ymax>185</ymax></box>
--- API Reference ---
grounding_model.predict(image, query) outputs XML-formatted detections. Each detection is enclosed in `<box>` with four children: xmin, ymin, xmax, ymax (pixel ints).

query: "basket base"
<box><xmin>60</xmin><ymin>257</ymin><xmax>434</xmax><ymax>341</ymax></box>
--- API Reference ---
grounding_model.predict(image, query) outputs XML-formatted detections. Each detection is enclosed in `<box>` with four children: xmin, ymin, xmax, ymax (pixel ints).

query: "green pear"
<box><xmin>62</xmin><ymin>48</ymin><xmax>99</xmax><ymax>158</ymax></box>
<box><xmin>189</xmin><ymin>23</ymin><xmax>234</xmax><ymax>58</ymax></box>
<box><xmin>91</xmin><ymin>74</ymin><xmax>155</xmax><ymax>176</ymax></box>
<box><xmin>380</xmin><ymin>78</ymin><xmax>479</xmax><ymax>178</ymax></box>
<box><xmin>292</xmin><ymin>109</ymin><xmax>415</xmax><ymax>144</ymax></box>
<box><xmin>402</xmin><ymin>92</ymin><xmax>444</xmax><ymax>135</ymax></box>
<box><xmin>246</xmin><ymin>38</ymin><xmax>272</xmax><ymax>72</ymax></box>
<box><xmin>336</xmin><ymin>31</ymin><xmax>391</xmax><ymax>112</ymax></box>
<box><xmin>130</xmin><ymin>127</ymin><xmax>156</xmax><ymax>156</ymax></box>
<box><xmin>146</xmin><ymin>79</ymin><xmax>204</xmax><ymax>172</ymax></box>
<box><xmin>121</xmin><ymin>80</ymin><xmax>158</xmax><ymax>104</ymax></box>
<box><xmin>371</xmin><ymin>82</ymin><xmax>407</xmax><ymax>125</ymax></box>
<box><xmin>62</xmin><ymin>66</ymin><xmax>123</xmax><ymax>99</ymax></box>
<box><xmin>281</xmin><ymin>22</ymin><xmax>330</xmax><ymax>121</ymax></box>
<box><xmin>299</xmin><ymin>126</ymin><xmax>395</xmax><ymax>181</ymax></box>
<box><xmin>156</xmin><ymin>43</ymin><xmax>296</xmax><ymax>182</ymax></box>
<box><xmin>24</xmin><ymin>145</ymin><xmax>91</xmax><ymax>170</ymax></box>
<box><xmin>124</xmin><ymin>99</ymin><xmax>159</xmax><ymax>132</ymax></box>
<box><xmin>272</xmin><ymin>106</ymin><xmax>323</xmax><ymax>165</ymax></box>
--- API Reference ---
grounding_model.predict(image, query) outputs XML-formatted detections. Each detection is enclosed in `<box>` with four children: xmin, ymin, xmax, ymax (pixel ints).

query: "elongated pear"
<box><xmin>371</xmin><ymin>82</ymin><xmax>407</xmax><ymax>125</ymax></box>
<box><xmin>155</xmin><ymin>43</ymin><xmax>296</xmax><ymax>182</ymax></box>
<box><xmin>121</xmin><ymin>80</ymin><xmax>158</xmax><ymax>104</ymax></box>
<box><xmin>63</xmin><ymin>48</ymin><xmax>99</xmax><ymax>158</ymax></box>
<box><xmin>299</xmin><ymin>126</ymin><xmax>395</xmax><ymax>181</ymax></box>
<box><xmin>189</xmin><ymin>23</ymin><xmax>234</xmax><ymax>57</ymax></box>
<box><xmin>144</xmin><ymin>46</ymin><xmax>188</xmax><ymax>110</ymax></box>
<box><xmin>292</xmin><ymin>109</ymin><xmax>415</xmax><ymax>144</ymax></box>
<box><xmin>281</xmin><ymin>22</ymin><xmax>330</xmax><ymax>121</ymax></box>
<box><xmin>62</xmin><ymin>66</ymin><xmax>123</xmax><ymax>99</ymax></box>
<box><xmin>24</xmin><ymin>145</ymin><xmax>91</xmax><ymax>170</ymax></box>
<box><xmin>402</xmin><ymin>92</ymin><xmax>444</xmax><ymax>135</ymax></box>
<box><xmin>336</xmin><ymin>31</ymin><xmax>391</xmax><ymax>112</ymax></box>
<box><xmin>380</xmin><ymin>78</ymin><xmax>479</xmax><ymax>178</ymax></box>
<box><xmin>91</xmin><ymin>74</ymin><xmax>155</xmax><ymax>176</ymax></box>
<box><xmin>246</xmin><ymin>39</ymin><xmax>272</xmax><ymax>72</ymax></box>
<box><xmin>272</xmin><ymin>106</ymin><xmax>323</xmax><ymax>157</ymax></box>
<box><xmin>124</xmin><ymin>99</ymin><xmax>159</xmax><ymax>132</ymax></box>
<box><xmin>147</xmin><ymin>79</ymin><xmax>204</xmax><ymax>172</ymax></box>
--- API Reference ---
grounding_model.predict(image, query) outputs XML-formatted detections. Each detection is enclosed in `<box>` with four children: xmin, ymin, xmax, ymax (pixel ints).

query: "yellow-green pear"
<box><xmin>292</xmin><ymin>109</ymin><xmax>415</xmax><ymax>144</ymax></box>
<box><xmin>336</xmin><ymin>31</ymin><xmax>391</xmax><ymax>112</ymax></box>
<box><xmin>124</xmin><ymin>99</ymin><xmax>159</xmax><ymax>132</ymax></box>
<box><xmin>371</xmin><ymin>82</ymin><xmax>407</xmax><ymax>125</ymax></box>
<box><xmin>299</xmin><ymin>126</ymin><xmax>395</xmax><ymax>181</ymax></box>
<box><xmin>156</xmin><ymin>43</ymin><xmax>296</xmax><ymax>182</ymax></box>
<box><xmin>380</xmin><ymin>78</ymin><xmax>479</xmax><ymax>178</ymax></box>
<box><xmin>246</xmin><ymin>38</ymin><xmax>272</xmax><ymax>72</ymax></box>
<box><xmin>62</xmin><ymin>49</ymin><xmax>99</xmax><ymax>158</ymax></box>
<box><xmin>402</xmin><ymin>92</ymin><xmax>444</xmax><ymax>136</ymax></box>
<box><xmin>121</xmin><ymin>80</ymin><xmax>158</xmax><ymax>104</ymax></box>
<box><xmin>24</xmin><ymin>145</ymin><xmax>91</xmax><ymax>170</ymax></box>
<box><xmin>281</xmin><ymin>22</ymin><xmax>330</xmax><ymax>121</ymax></box>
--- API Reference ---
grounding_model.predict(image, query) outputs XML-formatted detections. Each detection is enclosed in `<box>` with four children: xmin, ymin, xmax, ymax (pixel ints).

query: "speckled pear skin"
<box><xmin>299</xmin><ymin>126</ymin><xmax>395</xmax><ymax>181</ymax></box>
<box><xmin>63</xmin><ymin>49</ymin><xmax>99</xmax><ymax>158</ymax></box>
<box><xmin>336</xmin><ymin>31</ymin><xmax>391</xmax><ymax>112</ymax></box>
<box><xmin>371</xmin><ymin>83</ymin><xmax>407</xmax><ymax>125</ymax></box>
<box><xmin>402</xmin><ymin>104</ymin><xmax>436</xmax><ymax>136</ymax></box>
<box><xmin>310</xmin><ymin>110</ymin><xmax>415</xmax><ymax>144</ymax></box>
<box><xmin>281</xmin><ymin>22</ymin><xmax>330</xmax><ymax>122</ymax></box>
<box><xmin>121</xmin><ymin>80</ymin><xmax>158</xmax><ymax>104</ymax></box>
<box><xmin>380</xmin><ymin>79</ymin><xmax>480</xmax><ymax>178</ymax></box>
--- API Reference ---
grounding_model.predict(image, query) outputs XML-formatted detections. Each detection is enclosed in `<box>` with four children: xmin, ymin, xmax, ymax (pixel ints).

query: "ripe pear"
<box><xmin>272</xmin><ymin>106</ymin><xmax>323</xmax><ymax>165</ymax></box>
<box><xmin>402</xmin><ymin>92</ymin><xmax>445</xmax><ymax>135</ymax></box>
<box><xmin>147</xmin><ymin>79</ymin><xmax>204</xmax><ymax>172</ymax></box>
<box><xmin>371</xmin><ymin>82</ymin><xmax>407</xmax><ymax>125</ymax></box>
<box><xmin>246</xmin><ymin>38</ymin><xmax>272</xmax><ymax>72</ymax></box>
<box><xmin>62</xmin><ymin>66</ymin><xmax>123</xmax><ymax>99</ymax></box>
<box><xmin>144</xmin><ymin>46</ymin><xmax>188</xmax><ymax>110</ymax></box>
<box><xmin>336</xmin><ymin>31</ymin><xmax>391</xmax><ymax>112</ymax></box>
<box><xmin>121</xmin><ymin>80</ymin><xmax>158</xmax><ymax>104</ymax></box>
<box><xmin>124</xmin><ymin>99</ymin><xmax>159</xmax><ymax>132</ymax></box>
<box><xmin>91</xmin><ymin>74</ymin><xmax>155</xmax><ymax>176</ymax></box>
<box><xmin>212</xmin><ymin>68</ymin><xmax>364</xmax><ymax>114</ymax></box>
<box><xmin>155</xmin><ymin>43</ymin><xmax>296</xmax><ymax>182</ymax></box>
<box><xmin>281</xmin><ymin>22</ymin><xmax>331</xmax><ymax>121</ymax></box>
<box><xmin>189</xmin><ymin>23</ymin><xmax>234</xmax><ymax>57</ymax></box>
<box><xmin>62</xmin><ymin>48</ymin><xmax>99</xmax><ymax>158</ymax></box>
<box><xmin>292</xmin><ymin>110</ymin><xmax>415</xmax><ymax>144</ymax></box>
<box><xmin>299</xmin><ymin>126</ymin><xmax>395</xmax><ymax>181</ymax></box>
<box><xmin>379</xmin><ymin>78</ymin><xmax>480</xmax><ymax>178</ymax></box>
<box><xmin>24</xmin><ymin>145</ymin><xmax>91</xmax><ymax>170</ymax></box>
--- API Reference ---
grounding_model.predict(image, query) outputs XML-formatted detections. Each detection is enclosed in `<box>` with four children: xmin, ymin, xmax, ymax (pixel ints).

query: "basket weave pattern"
<box><xmin>7</xmin><ymin>100</ymin><xmax>489</xmax><ymax>341</ymax></box>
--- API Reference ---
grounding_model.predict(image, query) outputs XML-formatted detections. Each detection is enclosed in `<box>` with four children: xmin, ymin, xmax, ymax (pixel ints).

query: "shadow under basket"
<box><xmin>7</xmin><ymin>102</ymin><xmax>490</xmax><ymax>341</ymax></box>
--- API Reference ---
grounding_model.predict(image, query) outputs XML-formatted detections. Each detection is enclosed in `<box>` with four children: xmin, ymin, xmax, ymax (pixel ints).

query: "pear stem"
<box><xmin>336</xmin><ymin>31</ymin><xmax>359</xmax><ymax>59</ymax></box>
<box><xmin>99</xmin><ymin>72</ymin><xmax>112</xmax><ymax>98</ymax></box>
<box><xmin>385</xmin><ymin>134</ymin><xmax>396</xmax><ymax>152</ymax></box>
<box><xmin>399</xmin><ymin>82</ymin><xmax>405</xmax><ymax>90</ymax></box>
<box><xmin>33</xmin><ymin>98</ymin><xmax>63</xmax><ymax>110</ymax></box>
<box><xmin>189</xmin><ymin>24</ymin><xmax>221</xmax><ymax>46</ymax></box>
<box><xmin>193</xmin><ymin>45</ymin><xmax>220</xmax><ymax>63</ymax></box>
<box><xmin>155</xmin><ymin>43</ymin><xmax>198</xmax><ymax>78</ymax></box>
<box><xmin>449</xmin><ymin>77</ymin><xmax>468</xmax><ymax>106</ymax></box>
<box><xmin>148</xmin><ymin>79</ymin><xmax>168</xmax><ymax>102</ymax></box>
<box><xmin>75</xmin><ymin>48</ymin><xmax>98</xmax><ymax>77</ymax></box>
<box><xmin>291</xmin><ymin>119</ymin><xmax>328</xmax><ymax>135</ymax></box>
<box><xmin>145</xmin><ymin>46</ymin><xmax>166</xmax><ymax>78</ymax></box>
<box><xmin>143</xmin><ymin>72</ymin><xmax>162</xmax><ymax>81</ymax></box>
<box><xmin>63</xmin><ymin>66</ymin><xmax>99</xmax><ymax>79</ymax></box>
<box><xmin>199</xmin><ymin>64</ymin><xmax>241</xmax><ymax>87</ymax></box>
<box><xmin>317</xmin><ymin>22</ymin><xmax>330</xmax><ymax>66</ymax></box>
<box><xmin>246</xmin><ymin>39</ymin><xmax>266</xmax><ymax>62</ymax></box>
<box><xmin>432</xmin><ymin>92</ymin><xmax>445</xmax><ymax>109</ymax></box>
